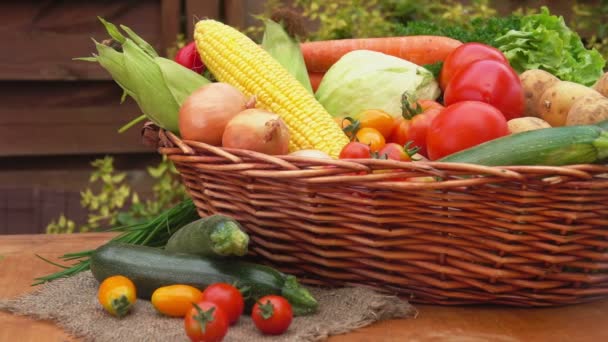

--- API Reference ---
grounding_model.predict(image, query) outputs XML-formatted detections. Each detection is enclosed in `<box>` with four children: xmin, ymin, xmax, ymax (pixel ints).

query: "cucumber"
<box><xmin>439</xmin><ymin>125</ymin><xmax>608</xmax><ymax>166</ymax></box>
<box><xmin>90</xmin><ymin>243</ymin><xmax>318</xmax><ymax>316</ymax></box>
<box><xmin>165</xmin><ymin>215</ymin><xmax>249</xmax><ymax>257</ymax></box>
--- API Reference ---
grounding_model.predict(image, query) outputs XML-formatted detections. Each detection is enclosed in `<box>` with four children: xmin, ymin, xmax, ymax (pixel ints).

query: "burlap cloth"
<box><xmin>0</xmin><ymin>271</ymin><xmax>416</xmax><ymax>341</ymax></box>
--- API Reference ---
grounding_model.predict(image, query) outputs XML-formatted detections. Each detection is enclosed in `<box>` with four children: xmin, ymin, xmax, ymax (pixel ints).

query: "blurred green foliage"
<box><xmin>46</xmin><ymin>156</ymin><xmax>188</xmax><ymax>234</ymax></box>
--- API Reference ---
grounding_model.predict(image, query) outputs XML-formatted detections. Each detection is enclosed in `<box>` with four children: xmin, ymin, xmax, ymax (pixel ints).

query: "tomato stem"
<box><xmin>341</xmin><ymin>116</ymin><xmax>361</xmax><ymax>141</ymax></box>
<box><xmin>404</xmin><ymin>141</ymin><xmax>421</xmax><ymax>159</ymax></box>
<box><xmin>192</xmin><ymin>303</ymin><xmax>215</xmax><ymax>333</ymax></box>
<box><xmin>111</xmin><ymin>295</ymin><xmax>132</xmax><ymax>318</ymax></box>
<box><xmin>257</xmin><ymin>300</ymin><xmax>275</xmax><ymax>320</ymax></box>
<box><xmin>401</xmin><ymin>92</ymin><xmax>423</xmax><ymax>120</ymax></box>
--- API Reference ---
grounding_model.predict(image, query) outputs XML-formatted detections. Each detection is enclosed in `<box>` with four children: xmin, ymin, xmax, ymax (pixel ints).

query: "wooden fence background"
<box><xmin>0</xmin><ymin>0</ymin><xmax>597</xmax><ymax>234</ymax></box>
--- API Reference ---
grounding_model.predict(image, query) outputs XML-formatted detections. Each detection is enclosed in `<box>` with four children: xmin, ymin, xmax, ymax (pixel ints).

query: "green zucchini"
<box><xmin>90</xmin><ymin>243</ymin><xmax>318</xmax><ymax>316</ymax></box>
<box><xmin>439</xmin><ymin>125</ymin><xmax>608</xmax><ymax>166</ymax></box>
<box><xmin>165</xmin><ymin>215</ymin><xmax>249</xmax><ymax>257</ymax></box>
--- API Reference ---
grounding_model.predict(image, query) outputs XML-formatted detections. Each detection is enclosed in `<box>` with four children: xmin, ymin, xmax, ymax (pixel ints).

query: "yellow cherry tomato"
<box><xmin>355</xmin><ymin>127</ymin><xmax>386</xmax><ymax>152</ymax></box>
<box><xmin>97</xmin><ymin>275</ymin><xmax>136</xmax><ymax>318</ymax></box>
<box><xmin>151</xmin><ymin>285</ymin><xmax>204</xmax><ymax>317</ymax></box>
<box><xmin>357</xmin><ymin>109</ymin><xmax>395</xmax><ymax>138</ymax></box>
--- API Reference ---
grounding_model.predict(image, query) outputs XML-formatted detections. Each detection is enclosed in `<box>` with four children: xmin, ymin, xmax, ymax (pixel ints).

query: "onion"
<box><xmin>289</xmin><ymin>149</ymin><xmax>332</xmax><ymax>159</ymax></box>
<box><xmin>178</xmin><ymin>82</ymin><xmax>249</xmax><ymax>145</ymax></box>
<box><xmin>222</xmin><ymin>109</ymin><xmax>290</xmax><ymax>155</ymax></box>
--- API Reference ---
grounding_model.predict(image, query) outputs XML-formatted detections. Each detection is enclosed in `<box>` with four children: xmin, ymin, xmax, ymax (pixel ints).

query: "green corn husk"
<box><xmin>261</xmin><ymin>19</ymin><xmax>313</xmax><ymax>94</ymax></box>
<box><xmin>79</xmin><ymin>17</ymin><xmax>210</xmax><ymax>134</ymax></box>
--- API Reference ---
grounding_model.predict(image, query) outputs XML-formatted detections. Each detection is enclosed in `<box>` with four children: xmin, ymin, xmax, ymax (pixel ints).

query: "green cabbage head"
<box><xmin>315</xmin><ymin>50</ymin><xmax>440</xmax><ymax>119</ymax></box>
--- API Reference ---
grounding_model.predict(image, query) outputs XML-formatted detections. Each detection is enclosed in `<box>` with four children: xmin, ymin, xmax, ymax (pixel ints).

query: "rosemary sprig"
<box><xmin>33</xmin><ymin>198</ymin><xmax>199</xmax><ymax>285</ymax></box>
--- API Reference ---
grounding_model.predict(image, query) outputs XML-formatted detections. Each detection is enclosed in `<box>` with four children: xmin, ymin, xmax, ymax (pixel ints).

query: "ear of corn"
<box><xmin>80</xmin><ymin>18</ymin><xmax>210</xmax><ymax>134</ymax></box>
<box><xmin>194</xmin><ymin>19</ymin><xmax>349</xmax><ymax>157</ymax></box>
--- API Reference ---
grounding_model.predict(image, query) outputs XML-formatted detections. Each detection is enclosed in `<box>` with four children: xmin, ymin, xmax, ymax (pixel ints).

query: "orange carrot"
<box><xmin>301</xmin><ymin>36</ymin><xmax>462</xmax><ymax>73</ymax></box>
<box><xmin>308</xmin><ymin>72</ymin><xmax>325</xmax><ymax>92</ymax></box>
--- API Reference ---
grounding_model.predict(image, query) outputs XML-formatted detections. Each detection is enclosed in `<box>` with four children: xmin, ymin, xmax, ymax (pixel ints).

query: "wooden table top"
<box><xmin>1</xmin><ymin>233</ymin><xmax>607</xmax><ymax>342</ymax></box>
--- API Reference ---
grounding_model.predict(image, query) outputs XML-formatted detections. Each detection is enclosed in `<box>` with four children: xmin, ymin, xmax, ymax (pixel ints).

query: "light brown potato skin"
<box><xmin>593</xmin><ymin>72</ymin><xmax>608</xmax><ymax>97</ymax></box>
<box><xmin>507</xmin><ymin>117</ymin><xmax>551</xmax><ymax>134</ymax></box>
<box><xmin>536</xmin><ymin>81</ymin><xmax>602</xmax><ymax>127</ymax></box>
<box><xmin>519</xmin><ymin>69</ymin><xmax>560</xmax><ymax>117</ymax></box>
<box><xmin>566</xmin><ymin>93</ymin><xmax>608</xmax><ymax>126</ymax></box>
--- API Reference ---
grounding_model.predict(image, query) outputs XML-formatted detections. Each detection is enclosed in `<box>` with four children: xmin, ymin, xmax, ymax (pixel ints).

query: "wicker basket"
<box><xmin>152</xmin><ymin>126</ymin><xmax>608</xmax><ymax>307</ymax></box>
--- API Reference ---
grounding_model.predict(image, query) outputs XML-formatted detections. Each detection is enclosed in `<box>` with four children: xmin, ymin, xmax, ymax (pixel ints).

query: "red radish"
<box><xmin>179</xmin><ymin>83</ymin><xmax>249</xmax><ymax>145</ymax></box>
<box><xmin>174</xmin><ymin>41</ymin><xmax>205</xmax><ymax>74</ymax></box>
<box><xmin>222</xmin><ymin>109</ymin><xmax>290</xmax><ymax>155</ymax></box>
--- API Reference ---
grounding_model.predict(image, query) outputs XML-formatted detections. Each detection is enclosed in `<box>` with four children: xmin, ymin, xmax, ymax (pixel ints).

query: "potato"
<box><xmin>507</xmin><ymin>117</ymin><xmax>551</xmax><ymax>134</ymax></box>
<box><xmin>593</xmin><ymin>72</ymin><xmax>608</xmax><ymax>97</ymax></box>
<box><xmin>536</xmin><ymin>81</ymin><xmax>602</xmax><ymax>127</ymax></box>
<box><xmin>566</xmin><ymin>93</ymin><xmax>608</xmax><ymax>126</ymax></box>
<box><xmin>519</xmin><ymin>69</ymin><xmax>560</xmax><ymax>117</ymax></box>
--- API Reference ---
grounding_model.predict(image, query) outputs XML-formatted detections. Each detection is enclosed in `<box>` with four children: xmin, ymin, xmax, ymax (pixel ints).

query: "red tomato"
<box><xmin>251</xmin><ymin>295</ymin><xmax>293</xmax><ymax>335</ymax></box>
<box><xmin>184</xmin><ymin>301</ymin><xmax>228</xmax><ymax>342</ymax></box>
<box><xmin>427</xmin><ymin>101</ymin><xmax>509</xmax><ymax>160</ymax></box>
<box><xmin>377</xmin><ymin>143</ymin><xmax>415</xmax><ymax>161</ymax></box>
<box><xmin>175</xmin><ymin>41</ymin><xmax>205</xmax><ymax>74</ymax></box>
<box><xmin>388</xmin><ymin>100</ymin><xmax>443</xmax><ymax>157</ymax></box>
<box><xmin>444</xmin><ymin>59</ymin><xmax>524</xmax><ymax>120</ymax></box>
<box><xmin>201</xmin><ymin>283</ymin><xmax>244</xmax><ymax>325</ymax></box>
<box><xmin>339</xmin><ymin>141</ymin><xmax>371</xmax><ymax>159</ymax></box>
<box><xmin>439</xmin><ymin>42</ymin><xmax>508</xmax><ymax>90</ymax></box>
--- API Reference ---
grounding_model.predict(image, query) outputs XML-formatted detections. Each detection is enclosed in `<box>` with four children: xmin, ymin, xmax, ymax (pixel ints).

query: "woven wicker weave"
<box><xmin>154</xmin><ymin>126</ymin><xmax>608</xmax><ymax>307</ymax></box>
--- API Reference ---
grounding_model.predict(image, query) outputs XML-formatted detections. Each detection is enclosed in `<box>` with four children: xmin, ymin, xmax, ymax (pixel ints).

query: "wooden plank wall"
<box><xmin>0</xmin><ymin>0</ymin><xmax>213</xmax><ymax>234</ymax></box>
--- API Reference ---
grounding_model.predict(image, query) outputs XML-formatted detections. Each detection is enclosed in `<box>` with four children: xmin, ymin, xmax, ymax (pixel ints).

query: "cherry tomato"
<box><xmin>152</xmin><ymin>285</ymin><xmax>203</xmax><ymax>317</ymax></box>
<box><xmin>377</xmin><ymin>143</ymin><xmax>415</xmax><ymax>162</ymax></box>
<box><xmin>175</xmin><ymin>41</ymin><xmax>205</xmax><ymax>74</ymax></box>
<box><xmin>339</xmin><ymin>141</ymin><xmax>371</xmax><ymax>159</ymax></box>
<box><xmin>444</xmin><ymin>59</ymin><xmax>524</xmax><ymax>120</ymax></box>
<box><xmin>355</xmin><ymin>127</ymin><xmax>385</xmax><ymax>151</ymax></box>
<box><xmin>357</xmin><ymin>109</ymin><xmax>395</xmax><ymax>137</ymax></box>
<box><xmin>184</xmin><ymin>301</ymin><xmax>228</xmax><ymax>342</ymax></box>
<box><xmin>388</xmin><ymin>99</ymin><xmax>443</xmax><ymax>158</ymax></box>
<box><xmin>97</xmin><ymin>275</ymin><xmax>136</xmax><ymax>318</ymax></box>
<box><xmin>439</xmin><ymin>42</ymin><xmax>509</xmax><ymax>90</ymax></box>
<box><xmin>427</xmin><ymin>101</ymin><xmax>509</xmax><ymax>160</ymax></box>
<box><xmin>201</xmin><ymin>283</ymin><xmax>244</xmax><ymax>325</ymax></box>
<box><xmin>251</xmin><ymin>295</ymin><xmax>293</xmax><ymax>335</ymax></box>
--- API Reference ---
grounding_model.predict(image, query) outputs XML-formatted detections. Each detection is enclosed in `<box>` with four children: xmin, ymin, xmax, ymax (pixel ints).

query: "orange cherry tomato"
<box><xmin>355</xmin><ymin>127</ymin><xmax>385</xmax><ymax>151</ymax></box>
<box><xmin>152</xmin><ymin>285</ymin><xmax>204</xmax><ymax>317</ymax></box>
<box><xmin>357</xmin><ymin>109</ymin><xmax>395</xmax><ymax>137</ymax></box>
<box><xmin>97</xmin><ymin>275</ymin><xmax>137</xmax><ymax>318</ymax></box>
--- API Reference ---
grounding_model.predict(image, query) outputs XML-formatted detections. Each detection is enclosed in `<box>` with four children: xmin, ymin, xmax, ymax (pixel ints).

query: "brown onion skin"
<box><xmin>178</xmin><ymin>83</ymin><xmax>248</xmax><ymax>145</ymax></box>
<box><xmin>222</xmin><ymin>109</ymin><xmax>290</xmax><ymax>155</ymax></box>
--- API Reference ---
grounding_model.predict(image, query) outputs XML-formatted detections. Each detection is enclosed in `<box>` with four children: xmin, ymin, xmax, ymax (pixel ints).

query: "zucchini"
<box><xmin>90</xmin><ymin>243</ymin><xmax>318</xmax><ymax>316</ymax></box>
<box><xmin>439</xmin><ymin>125</ymin><xmax>608</xmax><ymax>166</ymax></box>
<box><xmin>165</xmin><ymin>215</ymin><xmax>249</xmax><ymax>257</ymax></box>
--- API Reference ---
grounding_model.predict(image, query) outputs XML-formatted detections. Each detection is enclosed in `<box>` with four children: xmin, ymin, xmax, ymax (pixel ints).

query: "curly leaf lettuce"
<box><xmin>495</xmin><ymin>7</ymin><xmax>605</xmax><ymax>86</ymax></box>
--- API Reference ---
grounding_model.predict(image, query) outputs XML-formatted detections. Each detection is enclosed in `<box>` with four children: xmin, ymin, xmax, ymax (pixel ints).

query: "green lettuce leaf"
<box><xmin>495</xmin><ymin>7</ymin><xmax>605</xmax><ymax>86</ymax></box>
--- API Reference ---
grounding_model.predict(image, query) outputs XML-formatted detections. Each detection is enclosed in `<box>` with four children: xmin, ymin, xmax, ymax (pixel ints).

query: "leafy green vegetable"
<box><xmin>396</xmin><ymin>16</ymin><xmax>521</xmax><ymax>47</ymax></box>
<box><xmin>495</xmin><ymin>7</ymin><xmax>605</xmax><ymax>86</ymax></box>
<box><xmin>316</xmin><ymin>50</ymin><xmax>440</xmax><ymax>119</ymax></box>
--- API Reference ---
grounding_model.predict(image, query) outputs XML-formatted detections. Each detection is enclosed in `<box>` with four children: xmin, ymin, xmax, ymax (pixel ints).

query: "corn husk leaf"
<box><xmin>94</xmin><ymin>42</ymin><xmax>137</xmax><ymax>103</ymax></box>
<box><xmin>97</xmin><ymin>17</ymin><xmax>126</xmax><ymax>44</ymax></box>
<box><xmin>155</xmin><ymin>57</ymin><xmax>210</xmax><ymax>105</ymax></box>
<box><xmin>122</xmin><ymin>39</ymin><xmax>180</xmax><ymax>132</ymax></box>
<box><xmin>120</xmin><ymin>24</ymin><xmax>158</xmax><ymax>58</ymax></box>
<box><xmin>261</xmin><ymin>19</ymin><xmax>313</xmax><ymax>93</ymax></box>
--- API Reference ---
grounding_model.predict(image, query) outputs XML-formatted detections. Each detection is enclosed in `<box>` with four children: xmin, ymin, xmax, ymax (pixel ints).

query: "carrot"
<box><xmin>308</xmin><ymin>72</ymin><xmax>324</xmax><ymax>92</ymax></box>
<box><xmin>301</xmin><ymin>36</ymin><xmax>462</xmax><ymax>73</ymax></box>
